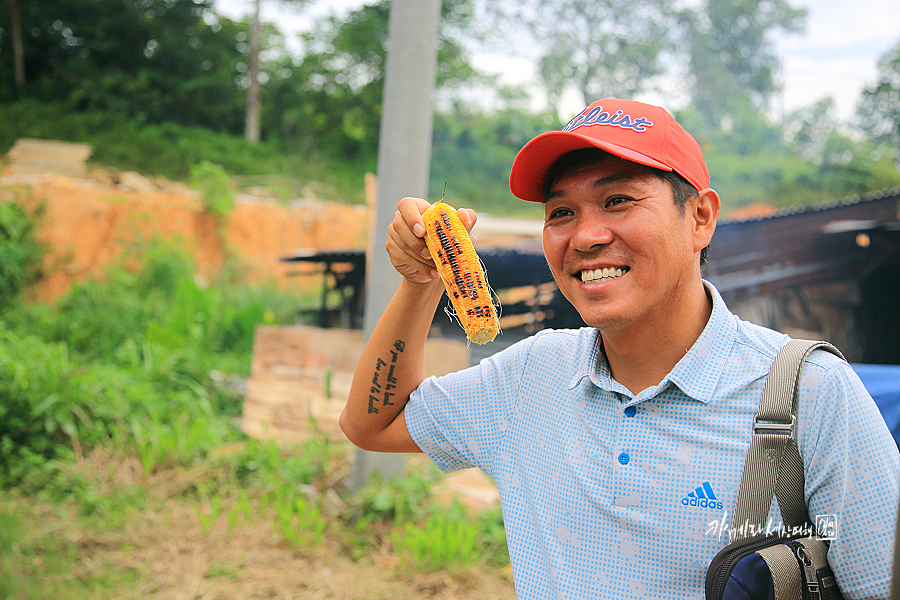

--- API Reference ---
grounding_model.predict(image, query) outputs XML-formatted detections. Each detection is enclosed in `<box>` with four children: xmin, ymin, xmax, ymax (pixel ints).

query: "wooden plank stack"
<box><xmin>5</xmin><ymin>138</ymin><xmax>93</xmax><ymax>178</ymax></box>
<box><xmin>242</xmin><ymin>325</ymin><xmax>470</xmax><ymax>444</ymax></box>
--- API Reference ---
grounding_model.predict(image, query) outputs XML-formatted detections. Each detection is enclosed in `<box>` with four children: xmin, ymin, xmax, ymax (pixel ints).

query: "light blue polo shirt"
<box><xmin>405</xmin><ymin>282</ymin><xmax>899</xmax><ymax>599</ymax></box>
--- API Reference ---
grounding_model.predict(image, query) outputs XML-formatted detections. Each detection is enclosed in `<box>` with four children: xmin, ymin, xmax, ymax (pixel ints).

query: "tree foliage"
<box><xmin>680</xmin><ymin>0</ymin><xmax>806</xmax><ymax>127</ymax></box>
<box><xmin>0</xmin><ymin>0</ymin><xmax>248</xmax><ymax>132</ymax></box>
<box><xmin>262</xmin><ymin>0</ymin><xmax>482</xmax><ymax>164</ymax></box>
<box><xmin>784</xmin><ymin>97</ymin><xmax>840</xmax><ymax>161</ymax></box>
<box><xmin>0</xmin><ymin>0</ymin><xmax>897</xmax><ymax>214</ymax></box>
<box><xmin>430</xmin><ymin>106</ymin><xmax>561</xmax><ymax>214</ymax></box>
<box><xmin>858</xmin><ymin>40</ymin><xmax>900</xmax><ymax>156</ymax></box>
<box><xmin>487</xmin><ymin>0</ymin><xmax>674</xmax><ymax>108</ymax></box>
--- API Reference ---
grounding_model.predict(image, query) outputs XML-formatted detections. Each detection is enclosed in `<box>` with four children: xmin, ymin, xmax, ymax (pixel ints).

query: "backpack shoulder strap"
<box><xmin>729</xmin><ymin>339</ymin><xmax>844</xmax><ymax>542</ymax></box>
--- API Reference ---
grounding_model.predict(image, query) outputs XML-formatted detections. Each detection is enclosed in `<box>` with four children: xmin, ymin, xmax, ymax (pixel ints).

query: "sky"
<box><xmin>216</xmin><ymin>0</ymin><xmax>900</xmax><ymax>123</ymax></box>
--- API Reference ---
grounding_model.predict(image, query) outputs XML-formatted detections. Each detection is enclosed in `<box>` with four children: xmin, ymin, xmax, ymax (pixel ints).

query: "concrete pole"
<box><xmin>351</xmin><ymin>0</ymin><xmax>442</xmax><ymax>491</ymax></box>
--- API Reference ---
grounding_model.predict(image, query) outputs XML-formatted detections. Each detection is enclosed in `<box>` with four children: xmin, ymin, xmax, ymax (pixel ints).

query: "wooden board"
<box><xmin>6</xmin><ymin>138</ymin><xmax>93</xmax><ymax>178</ymax></box>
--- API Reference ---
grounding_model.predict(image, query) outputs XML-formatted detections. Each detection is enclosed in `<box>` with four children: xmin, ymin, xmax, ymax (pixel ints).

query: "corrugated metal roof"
<box><xmin>720</xmin><ymin>187</ymin><xmax>900</xmax><ymax>225</ymax></box>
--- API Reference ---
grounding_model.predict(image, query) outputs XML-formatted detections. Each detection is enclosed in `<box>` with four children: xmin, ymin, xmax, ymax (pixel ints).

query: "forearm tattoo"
<box><xmin>367</xmin><ymin>339</ymin><xmax>405</xmax><ymax>415</ymax></box>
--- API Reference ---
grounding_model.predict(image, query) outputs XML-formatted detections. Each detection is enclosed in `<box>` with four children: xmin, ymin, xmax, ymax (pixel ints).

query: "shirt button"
<box><xmin>624</xmin><ymin>406</ymin><xmax>636</xmax><ymax>417</ymax></box>
<box><xmin>618</xmin><ymin>452</ymin><xmax>630</xmax><ymax>465</ymax></box>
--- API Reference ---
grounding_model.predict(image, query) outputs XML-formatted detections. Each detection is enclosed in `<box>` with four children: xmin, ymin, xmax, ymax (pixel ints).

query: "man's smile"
<box><xmin>580</xmin><ymin>266</ymin><xmax>629</xmax><ymax>283</ymax></box>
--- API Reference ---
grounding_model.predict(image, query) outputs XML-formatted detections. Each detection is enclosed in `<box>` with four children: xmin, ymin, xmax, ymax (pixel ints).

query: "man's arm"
<box><xmin>339</xmin><ymin>197</ymin><xmax>476</xmax><ymax>453</ymax></box>
<box><xmin>801</xmin><ymin>354</ymin><xmax>900</xmax><ymax>598</ymax></box>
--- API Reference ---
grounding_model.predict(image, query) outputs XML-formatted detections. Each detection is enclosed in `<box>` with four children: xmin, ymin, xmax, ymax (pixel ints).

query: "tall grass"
<box><xmin>391</xmin><ymin>502</ymin><xmax>482</xmax><ymax>572</ymax></box>
<box><xmin>0</xmin><ymin>239</ymin><xmax>306</xmax><ymax>490</ymax></box>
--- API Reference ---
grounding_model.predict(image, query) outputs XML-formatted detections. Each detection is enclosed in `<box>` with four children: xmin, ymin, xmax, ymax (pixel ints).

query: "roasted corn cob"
<box><xmin>422</xmin><ymin>202</ymin><xmax>500</xmax><ymax>344</ymax></box>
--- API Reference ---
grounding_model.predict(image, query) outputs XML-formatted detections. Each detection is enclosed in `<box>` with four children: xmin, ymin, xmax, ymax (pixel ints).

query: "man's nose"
<box><xmin>571</xmin><ymin>215</ymin><xmax>614</xmax><ymax>252</ymax></box>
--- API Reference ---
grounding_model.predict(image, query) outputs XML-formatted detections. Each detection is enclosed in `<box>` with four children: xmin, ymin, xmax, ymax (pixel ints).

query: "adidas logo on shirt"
<box><xmin>680</xmin><ymin>481</ymin><xmax>724</xmax><ymax>510</ymax></box>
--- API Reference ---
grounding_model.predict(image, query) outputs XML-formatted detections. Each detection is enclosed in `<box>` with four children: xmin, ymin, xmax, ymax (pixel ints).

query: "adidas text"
<box><xmin>680</xmin><ymin>481</ymin><xmax>723</xmax><ymax>510</ymax></box>
<box><xmin>681</xmin><ymin>496</ymin><xmax>724</xmax><ymax>510</ymax></box>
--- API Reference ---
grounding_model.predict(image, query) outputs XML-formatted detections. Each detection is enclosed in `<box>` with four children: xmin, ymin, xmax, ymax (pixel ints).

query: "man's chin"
<box><xmin>576</xmin><ymin>307</ymin><xmax>629</xmax><ymax>331</ymax></box>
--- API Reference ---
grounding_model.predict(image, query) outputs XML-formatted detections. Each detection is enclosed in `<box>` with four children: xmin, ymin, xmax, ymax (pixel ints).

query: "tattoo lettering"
<box><xmin>367</xmin><ymin>339</ymin><xmax>406</xmax><ymax>414</ymax></box>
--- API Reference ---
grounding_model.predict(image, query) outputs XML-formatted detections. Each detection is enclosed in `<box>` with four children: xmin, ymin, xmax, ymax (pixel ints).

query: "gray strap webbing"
<box><xmin>798</xmin><ymin>537</ymin><xmax>830</xmax><ymax>566</ymax></box>
<box><xmin>730</xmin><ymin>339</ymin><xmax>844</xmax><ymax>543</ymax></box>
<box><xmin>758</xmin><ymin>543</ymin><xmax>802</xmax><ymax>598</ymax></box>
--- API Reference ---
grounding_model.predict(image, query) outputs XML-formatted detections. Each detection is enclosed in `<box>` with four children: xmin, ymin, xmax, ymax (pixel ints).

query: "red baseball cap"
<box><xmin>509</xmin><ymin>99</ymin><xmax>710</xmax><ymax>202</ymax></box>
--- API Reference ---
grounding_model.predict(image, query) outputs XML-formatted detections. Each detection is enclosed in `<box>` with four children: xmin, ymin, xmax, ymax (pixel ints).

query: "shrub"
<box><xmin>0</xmin><ymin>239</ymin><xmax>308</xmax><ymax>488</ymax></box>
<box><xmin>190</xmin><ymin>160</ymin><xmax>235</xmax><ymax>220</ymax></box>
<box><xmin>0</xmin><ymin>321</ymin><xmax>240</xmax><ymax>489</ymax></box>
<box><xmin>0</xmin><ymin>201</ymin><xmax>45</xmax><ymax>306</ymax></box>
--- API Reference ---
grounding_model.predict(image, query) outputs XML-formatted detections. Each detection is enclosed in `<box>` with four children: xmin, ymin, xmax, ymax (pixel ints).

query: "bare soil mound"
<box><xmin>3</xmin><ymin>169</ymin><xmax>369</xmax><ymax>302</ymax></box>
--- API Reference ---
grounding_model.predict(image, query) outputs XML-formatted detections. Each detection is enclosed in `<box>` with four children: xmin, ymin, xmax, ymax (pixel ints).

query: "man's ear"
<box><xmin>691</xmin><ymin>188</ymin><xmax>720</xmax><ymax>253</ymax></box>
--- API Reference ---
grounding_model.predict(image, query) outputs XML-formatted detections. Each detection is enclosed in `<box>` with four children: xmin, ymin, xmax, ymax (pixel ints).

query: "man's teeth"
<box><xmin>581</xmin><ymin>267</ymin><xmax>625</xmax><ymax>283</ymax></box>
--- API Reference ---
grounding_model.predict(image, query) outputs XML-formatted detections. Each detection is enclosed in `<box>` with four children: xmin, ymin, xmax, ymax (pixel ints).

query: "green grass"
<box><xmin>0</xmin><ymin>497</ymin><xmax>142</xmax><ymax>600</ymax></box>
<box><xmin>391</xmin><ymin>501</ymin><xmax>482</xmax><ymax>572</ymax></box>
<box><xmin>0</xmin><ymin>100</ymin><xmax>372</xmax><ymax>206</ymax></box>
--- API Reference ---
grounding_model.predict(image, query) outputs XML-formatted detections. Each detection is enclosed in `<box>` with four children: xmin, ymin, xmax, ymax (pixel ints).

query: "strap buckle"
<box><xmin>753</xmin><ymin>414</ymin><xmax>795</xmax><ymax>436</ymax></box>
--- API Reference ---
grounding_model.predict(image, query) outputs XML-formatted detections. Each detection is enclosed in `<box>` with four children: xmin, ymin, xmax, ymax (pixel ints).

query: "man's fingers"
<box><xmin>385</xmin><ymin>198</ymin><xmax>478</xmax><ymax>284</ymax></box>
<box><xmin>457</xmin><ymin>207</ymin><xmax>478</xmax><ymax>233</ymax></box>
<box><xmin>386</xmin><ymin>234</ymin><xmax>439</xmax><ymax>283</ymax></box>
<box><xmin>387</xmin><ymin>222</ymin><xmax>434</xmax><ymax>269</ymax></box>
<box><xmin>386</xmin><ymin>198</ymin><xmax>441</xmax><ymax>283</ymax></box>
<box><xmin>394</xmin><ymin>198</ymin><xmax>432</xmax><ymax>255</ymax></box>
<box><xmin>390</xmin><ymin>206</ymin><xmax>430</xmax><ymax>260</ymax></box>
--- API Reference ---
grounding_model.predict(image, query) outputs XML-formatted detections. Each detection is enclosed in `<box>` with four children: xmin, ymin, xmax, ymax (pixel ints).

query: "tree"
<box><xmin>681</xmin><ymin>0</ymin><xmax>806</xmax><ymax>126</ymax></box>
<box><xmin>245</xmin><ymin>0</ymin><xmax>261</xmax><ymax>144</ymax></box>
<box><xmin>243</xmin><ymin>0</ymin><xmax>315</xmax><ymax>144</ymax></box>
<box><xmin>264</xmin><ymin>0</ymin><xmax>481</xmax><ymax>163</ymax></box>
<box><xmin>0</xmin><ymin>0</ymin><xmax>248</xmax><ymax>132</ymax></box>
<box><xmin>857</xmin><ymin>39</ymin><xmax>900</xmax><ymax>158</ymax></box>
<box><xmin>487</xmin><ymin>0</ymin><xmax>674</xmax><ymax>109</ymax></box>
<box><xmin>3</xmin><ymin>0</ymin><xmax>25</xmax><ymax>97</ymax></box>
<box><xmin>784</xmin><ymin>96</ymin><xmax>839</xmax><ymax>161</ymax></box>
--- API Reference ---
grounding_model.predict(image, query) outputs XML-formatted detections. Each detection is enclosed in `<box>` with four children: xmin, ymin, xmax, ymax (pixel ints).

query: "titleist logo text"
<box><xmin>563</xmin><ymin>106</ymin><xmax>654</xmax><ymax>133</ymax></box>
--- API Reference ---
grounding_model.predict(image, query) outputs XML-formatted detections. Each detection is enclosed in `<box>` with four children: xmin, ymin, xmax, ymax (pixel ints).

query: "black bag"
<box><xmin>705</xmin><ymin>340</ymin><xmax>846</xmax><ymax>600</ymax></box>
<box><xmin>706</xmin><ymin>531</ymin><xmax>843</xmax><ymax>599</ymax></box>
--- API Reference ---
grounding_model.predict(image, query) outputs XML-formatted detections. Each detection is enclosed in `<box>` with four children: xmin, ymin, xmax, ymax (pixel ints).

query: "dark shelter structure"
<box><xmin>704</xmin><ymin>187</ymin><xmax>900</xmax><ymax>365</ymax></box>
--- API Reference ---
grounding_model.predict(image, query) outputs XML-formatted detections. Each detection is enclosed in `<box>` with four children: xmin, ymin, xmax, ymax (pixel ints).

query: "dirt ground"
<box><xmin>7</xmin><ymin>447</ymin><xmax>513</xmax><ymax>600</ymax></box>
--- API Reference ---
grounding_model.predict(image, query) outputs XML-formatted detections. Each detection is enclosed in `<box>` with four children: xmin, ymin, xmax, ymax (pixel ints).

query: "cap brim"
<box><xmin>509</xmin><ymin>130</ymin><xmax>673</xmax><ymax>202</ymax></box>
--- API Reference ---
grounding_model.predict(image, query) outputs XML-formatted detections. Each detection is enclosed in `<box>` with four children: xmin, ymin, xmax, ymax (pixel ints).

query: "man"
<box><xmin>340</xmin><ymin>98</ymin><xmax>899</xmax><ymax>598</ymax></box>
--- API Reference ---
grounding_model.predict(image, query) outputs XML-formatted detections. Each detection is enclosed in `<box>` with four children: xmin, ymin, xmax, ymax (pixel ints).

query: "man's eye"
<box><xmin>547</xmin><ymin>207</ymin><xmax>573</xmax><ymax>220</ymax></box>
<box><xmin>606</xmin><ymin>196</ymin><xmax>631</xmax><ymax>208</ymax></box>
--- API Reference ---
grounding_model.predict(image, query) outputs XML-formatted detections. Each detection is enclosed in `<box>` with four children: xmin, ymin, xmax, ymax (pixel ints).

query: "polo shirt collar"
<box><xmin>577</xmin><ymin>281</ymin><xmax>737</xmax><ymax>403</ymax></box>
<box><xmin>665</xmin><ymin>281</ymin><xmax>736</xmax><ymax>402</ymax></box>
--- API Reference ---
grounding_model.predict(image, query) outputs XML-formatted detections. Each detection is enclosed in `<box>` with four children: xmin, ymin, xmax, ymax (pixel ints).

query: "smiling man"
<box><xmin>340</xmin><ymin>99</ymin><xmax>899</xmax><ymax>599</ymax></box>
<box><xmin>537</xmin><ymin>151</ymin><xmax>717</xmax><ymax>395</ymax></box>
